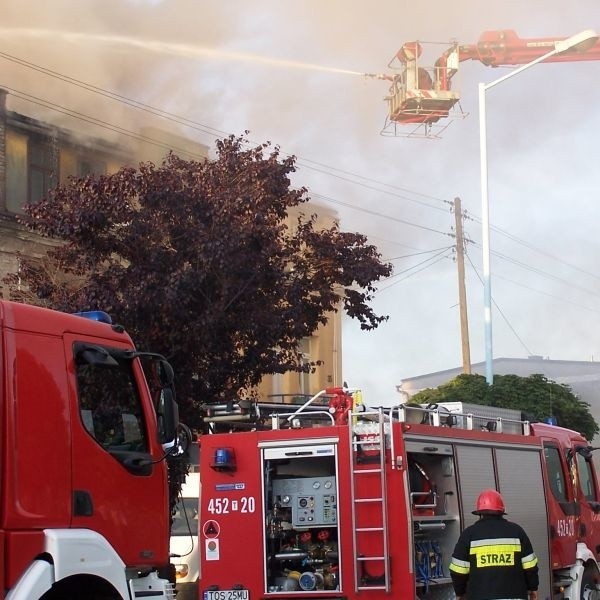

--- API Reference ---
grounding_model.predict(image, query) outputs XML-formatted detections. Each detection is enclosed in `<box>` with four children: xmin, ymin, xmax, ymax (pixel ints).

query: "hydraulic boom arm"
<box><xmin>452</xmin><ymin>29</ymin><xmax>600</xmax><ymax>68</ymax></box>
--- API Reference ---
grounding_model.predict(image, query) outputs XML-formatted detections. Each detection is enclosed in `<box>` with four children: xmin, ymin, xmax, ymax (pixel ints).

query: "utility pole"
<box><xmin>453</xmin><ymin>197</ymin><xmax>471</xmax><ymax>374</ymax></box>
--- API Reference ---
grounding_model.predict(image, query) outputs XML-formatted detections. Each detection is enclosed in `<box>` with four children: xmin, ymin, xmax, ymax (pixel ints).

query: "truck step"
<box><xmin>357</xmin><ymin>586</ymin><xmax>388</xmax><ymax>591</ymax></box>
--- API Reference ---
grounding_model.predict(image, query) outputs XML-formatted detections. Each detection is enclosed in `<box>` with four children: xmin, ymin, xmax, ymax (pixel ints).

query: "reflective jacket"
<box><xmin>449</xmin><ymin>514</ymin><xmax>539</xmax><ymax>600</ymax></box>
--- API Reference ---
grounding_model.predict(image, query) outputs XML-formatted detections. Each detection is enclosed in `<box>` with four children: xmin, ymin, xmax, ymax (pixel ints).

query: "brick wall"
<box><xmin>0</xmin><ymin>216</ymin><xmax>58</xmax><ymax>298</ymax></box>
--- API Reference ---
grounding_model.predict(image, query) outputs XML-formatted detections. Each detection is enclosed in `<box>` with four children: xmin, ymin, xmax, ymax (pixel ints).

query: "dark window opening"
<box><xmin>79</xmin><ymin>158</ymin><xmax>107</xmax><ymax>178</ymax></box>
<box><xmin>28</xmin><ymin>139</ymin><xmax>55</xmax><ymax>204</ymax></box>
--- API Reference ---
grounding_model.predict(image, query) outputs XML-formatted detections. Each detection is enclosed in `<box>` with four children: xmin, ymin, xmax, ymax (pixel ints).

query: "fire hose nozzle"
<box><xmin>363</xmin><ymin>72</ymin><xmax>393</xmax><ymax>81</ymax></box>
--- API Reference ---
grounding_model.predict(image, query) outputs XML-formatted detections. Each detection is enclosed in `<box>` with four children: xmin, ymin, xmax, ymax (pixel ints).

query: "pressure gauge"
<box><xmin>313</xmin><ymin>481</ymin><xmax>321</xmax><ymax>489</ymax></box>
<box><xmin>324</xmin><ymin>481</ymin><xmax>332</xmax><ymax>489</ymax></box>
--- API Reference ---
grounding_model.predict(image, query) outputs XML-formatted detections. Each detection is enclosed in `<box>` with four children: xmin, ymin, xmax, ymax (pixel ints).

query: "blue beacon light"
<box><xmin>73</xmin><ymin>310</ymin><xmax>113</xmax><ymax>324</ymax></box>
<box><xmin>211</xmin><ymin>447</ymin><xmax>236</xmax><ymax>471</ymax></box>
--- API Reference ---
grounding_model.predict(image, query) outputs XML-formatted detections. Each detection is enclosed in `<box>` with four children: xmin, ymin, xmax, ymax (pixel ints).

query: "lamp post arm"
<box><xmin>483</xmin><ymin>47</ymin><xmax>559</xmax><ymax>92</ymax></box>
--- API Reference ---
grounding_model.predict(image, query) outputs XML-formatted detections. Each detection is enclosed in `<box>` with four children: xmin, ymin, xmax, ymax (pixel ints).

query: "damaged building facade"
<box><xmin>0</xmin><ymin>89</ymin><xmax>342</xmax><ymax>400</ymax></box>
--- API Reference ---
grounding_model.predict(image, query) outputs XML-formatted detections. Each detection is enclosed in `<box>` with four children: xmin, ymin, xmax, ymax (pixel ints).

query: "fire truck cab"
<box><xmin>199</xmin><ymin>397</ymin><xmax>600</xmax><ymax>600</ymax></box>
<box><xmin>0</xmin><ymin>300</ymin><xmax>182</xmax><ymax>600</ymax></box>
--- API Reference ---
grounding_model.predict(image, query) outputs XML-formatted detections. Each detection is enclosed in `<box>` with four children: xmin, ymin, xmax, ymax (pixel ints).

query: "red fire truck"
<box><xmin>0</xmin><ymin>300</ymin><xmax>184</xmax><ymax>600</ymax></box>
<box><xmin>199</xmin><ymin>391</ymin><xmax>600</xmax><ymax>599</ymax></box>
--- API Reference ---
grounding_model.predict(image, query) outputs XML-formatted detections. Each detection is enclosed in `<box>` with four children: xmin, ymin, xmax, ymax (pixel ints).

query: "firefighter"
<box><xmin>449</xmin><ymin>489</ymin><xmax>539</xmax><ymax>600</ymax></box>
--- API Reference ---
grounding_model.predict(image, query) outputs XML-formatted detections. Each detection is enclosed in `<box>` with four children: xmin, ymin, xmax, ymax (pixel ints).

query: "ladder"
<box><xmin>349</xmin><ymin>408</ymin><xmax>390</xmax><ymax>592</ymax></box>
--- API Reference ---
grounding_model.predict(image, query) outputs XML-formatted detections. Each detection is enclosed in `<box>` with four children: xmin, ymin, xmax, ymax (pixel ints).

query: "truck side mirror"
<box><xmin>171</xmin><ymin>423</ymin><xmax>193</xmax><ymax>458</ymax></box>
<box><xmin>577</xmin><ymin>446</ymin><xmax>594</xmax><ymax>460</ymax></box>
<box><xmin>157</xmin><ymin>387</ymin><xmax>179</xmax><ymax>448</ymax></box>
<box><xmin>154</xmin><ymin>359</ymin><xmax>175</xmax><ymax>387</ymax></box>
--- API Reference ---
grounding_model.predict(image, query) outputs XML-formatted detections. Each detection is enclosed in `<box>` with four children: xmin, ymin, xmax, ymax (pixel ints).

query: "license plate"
<box><xmin>204</xmin><ymin>590</ymin><xmax>249</xmax><ymax>600</ymax></box>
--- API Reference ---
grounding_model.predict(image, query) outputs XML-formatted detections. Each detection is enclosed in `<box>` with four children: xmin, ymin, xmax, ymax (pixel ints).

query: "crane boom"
<box><xmin>455</xmin><ymin>29</ymin><xmax>600</xmax><ymax>67</ymax></box>
<box><xmin>382</xmin><ymin>29</ymin><xmax>600</xmax><ymax>133</ymax></box>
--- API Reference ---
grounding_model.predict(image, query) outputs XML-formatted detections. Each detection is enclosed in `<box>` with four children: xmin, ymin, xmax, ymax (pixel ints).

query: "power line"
<box><xmin>293</xmin><ymin>161</ymin><xmax>451</xmax><ymax>213</ymax></box>
<box><xmin>377</xmin><ymin>254</ymin><xmax>452</xmax><ymax>294</ymax></box>
<box><xmin>485</xmin><ymin>270</ymin><xmax>600</xmax><ymax>316</ymax></box>
<box><xmin>384</xmin><ymin>247</ymin><xmax>454</xmax><ymax>280</ymax></box>
<box><xmin>0</xmin><ymin>50</ymin><xmax>453</xmax><ymax>214</ymax></box>
<box><xmin>386</xmin><ymin>247</ymin><xmax>454</xmax><ymax>261</ymax></box>
<box><xmin>3</xmin><ymin>85</ymin><xmax>206</xmax><ymax>159</ymax></box>
<box><xmin>293</xmin><ymin>155</ymin><xmax>450</xmax><ymax>206</ymax></box>
<box><xmin>468</xmin><ymin>212</ymin><xmax>600</xmax><ymax>283</ymax></box>
<box><xmin>6</xmin><ymin>48</ymin><xmax>597</xmax><ymax>309</ymax></box>
<box><xmin>0</xmin><ymin>49</ymin><xmax>470</xmax><ymax>255</ymax></box>
<box><xmin>467</xmin><ymin>240</ymin><xmax>600</xmax><ymax>314</ymax></box>
<box><xmin>466</xmin><ymin>254</ymin><xmax>533</xmax><ymax>356</ymax></box>
<box><xmin>363</xmin><ymin>233</ymin><xmax>424</xmax><ymax>252</ymax></box>
<box><xmin>376</xmin><ymin>248</ymin><xmax>454</xmax><ymax>294</ymax></box>
<box><xmin>4</xmin><ymin>79</ymin><xmax>456</xmax><ymax>248</ymax></box>
<box><xmin>469</xmin><ymin>240</ymin><xmax>600</xmax><ymax>302</ymax></box>
<box><xmin>0</xmin><ymin>50</ymin><xmax>229</xmax><ymax>139</ymax></box>
<box><xmin>311</xmin><ymin>192</ymin><xmax>452</xmax><ymax>238</ymax></box>
<box><xmin>4</xmin><ymin>72</ymin><xmax>461</xmax><ymax>274</ymax></box>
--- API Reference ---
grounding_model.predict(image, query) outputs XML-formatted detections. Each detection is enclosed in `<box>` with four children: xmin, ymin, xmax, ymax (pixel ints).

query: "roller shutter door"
<box><xmin>455</xmin><ymin>445</ymin><xmax>495</xmax><ymax>528</ymax></box>
<box><xmin>496</xmin><ymin>447</ymin><xmax>550</xmax><ymax>600</ymax></box>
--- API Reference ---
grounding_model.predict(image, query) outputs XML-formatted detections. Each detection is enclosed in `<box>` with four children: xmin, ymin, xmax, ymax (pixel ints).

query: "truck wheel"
<box><xmin>581</xmin><ymin>566</ymin><xmax>600</xmax><ymax>600</ymax></box>
<box><xmin>40</xmin><ymin>577</ymin><xmax>122</xmax><ymax>600</ymax></box>
<box><xmin>41</xmin><ymin>591</ymin><xmax>121</xmax><ymax>600</ymax></box>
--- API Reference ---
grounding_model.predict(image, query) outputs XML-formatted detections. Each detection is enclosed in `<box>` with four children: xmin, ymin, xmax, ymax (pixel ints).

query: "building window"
<box><xmin>298</xmin><ymin>338</ymin><xmax>311</xmax><ymax>395</ymax></box>
<box><xmin>79</xmin><ymin>158</ymin><xmax>107</xmax><ymax>178</ymax></box>
<box><xmin>28</xmin><ymin>139</ymin><xmax>55</xmax><ymax>204</ymax></box>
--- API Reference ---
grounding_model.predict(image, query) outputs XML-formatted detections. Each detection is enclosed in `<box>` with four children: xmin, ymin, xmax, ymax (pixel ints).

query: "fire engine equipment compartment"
<box><xmin>199</xmin><ymin>400</ymin><xmax>600</xmax><ymax>600</ymax></box>
<box><xmin>262</xmin><ymin>443</ymin><xmax>340</xmax><ymax>593</ymax></box>
<box><xmin>404</xmin><ymin>441</ymin><xmax>460</xmax><ymax>591</ymax></box>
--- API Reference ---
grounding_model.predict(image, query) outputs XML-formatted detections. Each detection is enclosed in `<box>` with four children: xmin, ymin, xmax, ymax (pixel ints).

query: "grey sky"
<box><xmin>3</xmin><ymin>0</ymin><xmax>600</xmax><ymax>404</ymax></box>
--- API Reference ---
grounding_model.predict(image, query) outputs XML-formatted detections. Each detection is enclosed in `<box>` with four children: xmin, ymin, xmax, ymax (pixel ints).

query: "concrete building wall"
<box><xmin>255</xmin><ymin>202</ymin><xmax>343</xmax><ymax>401</ymax></box>
<box><xmin>137</xmin><ymin>127</ymin><xmax>209</xmax><ymax>165</ymax></box>
<box><xmin>257</xmin><ymin>309</ymin><xmax>343</xmax><ymax>403</ymax></box>
<box><xmin>0</xmin><ymin>90</ymin><xmax>209</xmax><ymax>297</ymax></box>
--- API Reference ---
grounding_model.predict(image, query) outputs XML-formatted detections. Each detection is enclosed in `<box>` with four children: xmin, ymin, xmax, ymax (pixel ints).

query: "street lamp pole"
<box><xmin>479</xmin><ymin>29</ymin><xmax>598</xmax><ymax>385</ymax></box>
<box><xmin>479</xmin><ymin>81</ymin><xmax>493</xmax><ymax>385</ymax></box>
